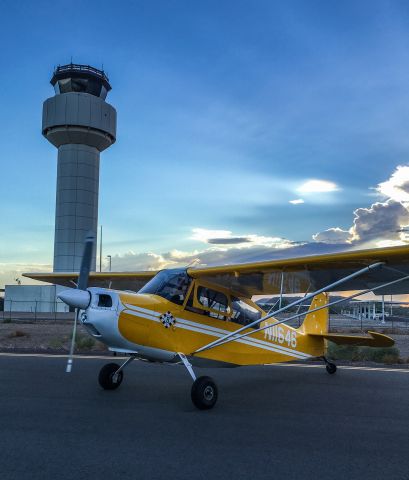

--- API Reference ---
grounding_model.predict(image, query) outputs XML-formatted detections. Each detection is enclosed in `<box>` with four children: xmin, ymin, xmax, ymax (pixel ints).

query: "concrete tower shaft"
<box><xmin>42</xmin><ymin>64</ymin><xmax>117</xmax><ymax>272</ymax></box>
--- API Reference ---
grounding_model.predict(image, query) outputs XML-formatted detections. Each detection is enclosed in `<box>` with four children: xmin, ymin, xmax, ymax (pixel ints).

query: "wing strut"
<box><xmin>193</xmin><ymin>262</ymin><xmax>385</xmax><ymax>355</ymax></box>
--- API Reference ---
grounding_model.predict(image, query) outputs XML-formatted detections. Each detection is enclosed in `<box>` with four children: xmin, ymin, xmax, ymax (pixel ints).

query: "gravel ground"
<box><xmin>0</xmin><ymin>322</ymin><xmax>108</xmax><ymax>353</ymax></box>
<box><xmin>387</xmin><ymin>334</ymin><xmax>409</xmax><ymax>359</ymax></box>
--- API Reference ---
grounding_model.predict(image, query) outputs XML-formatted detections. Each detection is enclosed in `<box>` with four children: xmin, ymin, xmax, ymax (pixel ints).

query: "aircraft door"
<box><xmin>185</xmin><ymin>283</ymin><xmax>231</xmax><ymax>320</ymax></box>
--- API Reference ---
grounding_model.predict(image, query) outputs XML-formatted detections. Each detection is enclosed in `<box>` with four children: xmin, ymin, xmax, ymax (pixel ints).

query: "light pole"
<box><xmin>99</xmin><ymin>225</ymin><xmax>103</xmax><ymax>272</ymax></box>
<box><xmin>107</xmin><ymin>255</ymin><xmax>112</xmax><ymax>272</ymax></box>
<box><xmin>381</xmin><ymin>295</ymin><xmax>385</xmax><ymax>324</ymax></box>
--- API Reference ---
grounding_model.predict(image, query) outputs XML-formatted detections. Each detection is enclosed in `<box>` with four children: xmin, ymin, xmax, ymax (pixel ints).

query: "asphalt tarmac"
<box><xmin>0</xmin><ymin>355</ymin><xmax>408</xmax><ymax>480</ymax></box>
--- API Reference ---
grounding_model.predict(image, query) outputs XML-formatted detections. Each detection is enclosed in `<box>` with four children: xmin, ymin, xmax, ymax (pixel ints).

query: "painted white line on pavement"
<box><xmin>0</xmin><ymin>352</ymin><xmax>408</xmax><ymax>373</ymax></box>
<box><xmin>0</xmin><ymin>352</ymin><xmax>126</xmax><ymax>360</ymax></box>
<box><xmin>268</xmin><ymin>363</ymin><xmax>409</xmax><ymax>373</ymax></box>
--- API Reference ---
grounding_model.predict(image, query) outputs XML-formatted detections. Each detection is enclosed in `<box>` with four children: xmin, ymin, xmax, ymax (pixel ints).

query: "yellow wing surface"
<box><xmin>310</xmin><ymin>331</ymin><xmax>395</xmax><ymax>347</ymax></box>
<box><xmin>24</xmin><ymin>271</ymin><xmax>157</xmax><ymax>291</ymax></box>
<box><xmin>187</xmin><ymin>244</ymin><xmax>409</xmax><ymax>296</ymax></box>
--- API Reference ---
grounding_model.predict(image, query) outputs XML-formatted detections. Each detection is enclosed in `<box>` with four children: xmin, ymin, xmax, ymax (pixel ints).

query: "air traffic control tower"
<box><xmin>42</xmin><ymin>64</ymin><xmax>117</xmax><ymax>272</ymax></box>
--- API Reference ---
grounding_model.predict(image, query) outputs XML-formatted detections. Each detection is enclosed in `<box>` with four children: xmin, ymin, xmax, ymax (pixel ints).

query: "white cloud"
<box><xmin>11</xmin><ymin>168</ymin><xmax>409</xmax><ymax>289</ymax></box>
<box><xmin>349</xmin><ymin>200</ymin><xmax>409</xmax><ymax>243</ymax></box>
<box><xmin>297</xmin><ymin>179</ymin><xmax>339</xmax><ymax>193</ymax></box>
<box><xmin>99</xmin><ymin>242</ymin><xmax>349</xmax><ymax>273</ymax></box>
<box><xmin>313</xmin><ymin>200</ymin><xmax>409</xmax><ymax>246</ymax></box>
<box><xmin>377</xmin><ymin>165</ymin><xmax>409</xmax><ymax>203</ymax></box>
<box><xmin>313</xmin><ymin>165</ymin><xmax>409</xmax><ymax>247</ymax></box>
<box><xmin>78</xmin><ymin>166</ymin><xmax>409</xmax><ymax>274</ymax></box>
<box><xmin>191</xmin><ymin>228</ymin><xmax>293</xmax><ymax>248</ymax></box>
<box><xmin>312</xmin><ymin>228</ymin><xmax>352</xmax><ymax>244</ymax></box>
<box><xmin>106</xmin><ymin>252</ymin><xmax>175</xmax><ymax>272</ymax></box>
<box><xmin>191</xmin><ymin>229</ymin><xmax>235</xmax><ymax>243</ymax></box>
<box><xmin>168</xmin><ymin>249</ymin><xmax>199</xmax><ymax>260</ymax></box>
<box><xmin>0</xmin><ymin>262</ymin><xmax>52</xmax><ymax>288</ymax></box>
<box><xmin>375</xmin><ymin>239</ymin><xmax>406</xmax><ymax>248</ymax></box>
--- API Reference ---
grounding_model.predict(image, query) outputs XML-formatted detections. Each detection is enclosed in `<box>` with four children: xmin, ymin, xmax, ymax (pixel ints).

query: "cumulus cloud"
<box><xmin>93</xmin><ymin>166</ymin><xmax>409</xmax><ymax>275</ymax></box>
<box><xmin>11</xmin><ymin>167</ymin><xmax>409</xmax><ymax>286</ymax></box>
<box><xmin>312</xmin><ymin>227</ymin><xmax>352</xmax><ymax>244</ymax></box>
<box><xmin>89</xmin><ymin>166</ymin><xmax>409</xmax><ymax>277</ymax></box>
<box><xmin>350</xmin><ymin>200</ymin><xmax>409</xmax><ymax>243</ymax></box>
<box><xmin>313</xmin><ymin>166</ymin><xmax>409</xmax><ymax>248</ymax></box>
<box><xmin>106</xmin><ymin>164</ymin><xmax>409</xmax><ymax>274</ymax></box>
<box><xmin>377</xmin><ymin>165</ymin><xmax>409</xmax><ymax>203</ymax></box>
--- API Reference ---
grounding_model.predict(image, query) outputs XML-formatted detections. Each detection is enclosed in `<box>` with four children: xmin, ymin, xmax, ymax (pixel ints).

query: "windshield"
<box><xmin>139</xmin><ymin>269</ymin><xmax>192</xmax><ymax>305</ymax></box>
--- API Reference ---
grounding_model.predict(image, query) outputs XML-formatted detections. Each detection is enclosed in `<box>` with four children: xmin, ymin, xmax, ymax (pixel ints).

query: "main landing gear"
<box><xmin>178</xmin><ymin>353</ymin><xmax>218</xmax><ymax>410</ymax></box>
<box><xmin>98</xmin><ymin>356</ymin><xmax>136</xmax><ymax>390</ymax></box>
<box><xmin>191</xmin><ymin>376</ymin><xmax>218</xmax><ymax>410</ymax></box>
<box><xmin>98</xmin><ymin>353</ymin><xmax>218</xmax><ymax>410</ymax></box>
<box><xmin>322</xmin><ymin>356</ymin><xmax>337</xmax><ymax>375</ymax></box>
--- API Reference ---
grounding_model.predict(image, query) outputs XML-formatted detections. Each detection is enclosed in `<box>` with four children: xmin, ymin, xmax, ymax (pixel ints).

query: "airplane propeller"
<box><xmin>58</xmin><ymin>232</ymin><xmax>95</xmax><ymax>373</ymax></box>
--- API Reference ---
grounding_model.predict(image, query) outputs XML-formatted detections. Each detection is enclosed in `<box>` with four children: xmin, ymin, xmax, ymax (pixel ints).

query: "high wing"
<box><xmin>23</xmin><ymin>271</ymin><xmax>157</xmax><ymax>291</ymax></box>
<box><xmin>24</xmin><ymin>245</ymin><xmax>409</xmax><ymax>295</ymax></box>
<box><xmin>187</xmin><ymin>244</ymin><xmax>409</xmax><ymax>296</ymax></box>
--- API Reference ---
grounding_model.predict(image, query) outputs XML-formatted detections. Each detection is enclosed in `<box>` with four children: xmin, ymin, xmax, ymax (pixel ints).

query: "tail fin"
<box><xmin>299</xmin><ymin>293</ymin><xmax>329</xmax><ymax>335</ymax></box>
<box><xmin>297</xmin><ymin>293</ymin><xmax>394</xmax><ymax>353</ymax></box>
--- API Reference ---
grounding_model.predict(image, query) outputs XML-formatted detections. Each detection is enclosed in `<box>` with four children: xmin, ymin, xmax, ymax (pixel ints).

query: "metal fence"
<box><xmin>1</xmin><ymin>302</ymin><xmax>409</xmax><ymax>333</ymax></box>
<box><xmin>1</xmin><ymin>301</ymin><xmax>75</xmax><ymax>323</ymax></box>
<box><xmin>328</xmin><ymin>314</ymin><xmax>409</xmax><ymax>332</ymax></box>
<box><xmin>279</xmin><ymin>313</ymin><xmax>409</xmax><ymax>333</ymax></box>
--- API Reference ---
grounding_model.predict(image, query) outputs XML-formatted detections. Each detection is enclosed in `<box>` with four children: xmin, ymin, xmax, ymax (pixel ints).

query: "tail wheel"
<box><xmin>191</xmin><ymin>376</ymin><xmax>218</xmax><ymax>410</ymax></box>
<box><xmin>98</xmin><ymin>363</ymin><xmax>123</xmax><ymax>390</ymax></box>
<box><xmin>326</xmin><ymin>362</ymin><xmax>337</xmax><ymax>375</ymax></box>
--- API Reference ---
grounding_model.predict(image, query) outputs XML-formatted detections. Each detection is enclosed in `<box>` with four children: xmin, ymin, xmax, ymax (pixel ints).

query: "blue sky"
<box><xmin>2</xmin><ymin>0</ymin><xmax>409</xmax><ymax>285</ymax></box>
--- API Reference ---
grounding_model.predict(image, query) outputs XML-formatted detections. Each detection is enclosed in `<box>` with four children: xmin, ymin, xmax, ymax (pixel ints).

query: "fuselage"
<box><xmin>80</xmin><ymin>280</ymin><xmax>324</xmax><ymax>367</ymax></box>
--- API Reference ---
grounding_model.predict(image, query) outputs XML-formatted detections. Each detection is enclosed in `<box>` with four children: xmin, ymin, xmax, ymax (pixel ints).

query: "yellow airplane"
<box><xmin>25</xmin><ymin>237</ymin><xmax>409</xmax><ymax>410</ymax></box>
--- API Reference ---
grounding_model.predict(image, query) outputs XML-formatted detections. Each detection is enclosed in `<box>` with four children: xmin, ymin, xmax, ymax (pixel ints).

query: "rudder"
<box><xmin>299</xmin><ymin>293</ymin><xmax>329</xmax><ymax>335</ymax></box>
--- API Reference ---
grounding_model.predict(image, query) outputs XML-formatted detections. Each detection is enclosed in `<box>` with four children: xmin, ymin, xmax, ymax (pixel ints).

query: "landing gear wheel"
<box><xmin>326</xmin><ymin>362</ymin><xmax>337</xmax><ymax>375</ymax></box>
<box><xmin>191</xmin><ymin>376</ymin><xmax>218</xmax><ymax>410</ymax></box>
<box><xmin>98</xmin><ymin>363</ymin><xmax>123</xmax><ymax>390</ymax></box>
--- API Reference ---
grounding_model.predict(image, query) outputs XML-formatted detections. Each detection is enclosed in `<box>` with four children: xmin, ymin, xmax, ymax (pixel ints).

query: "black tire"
<box><xmin>191</xmin><ymin>376</ymin><xmax>218</xmax><ymax>410</ymax></box>
<box><xmin>326</xmin><ymin>362</ymin><xmax>337</xmax><ymax>375</ymax></box>
<box><xmin>98</xmin><ymin>363</ymin><xmax>123</xmax><ymax>390</ymax></box>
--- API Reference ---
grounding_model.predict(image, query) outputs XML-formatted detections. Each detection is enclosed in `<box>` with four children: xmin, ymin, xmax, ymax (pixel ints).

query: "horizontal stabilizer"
<box><xmin>308</xmin><ymin>331</ymin><xmax>394</xmax><ymax>348</ymax></box>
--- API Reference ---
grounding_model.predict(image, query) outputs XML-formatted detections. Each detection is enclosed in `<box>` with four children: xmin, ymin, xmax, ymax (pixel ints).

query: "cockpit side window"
<box><xmin>231</xmin><ymin>296</ymin><xmax>262</xmax><ymax>328</ymax></box>
<box><xmin>139</xmin><ymin>270</ymin><xmax>191</xmax><ymax>305</ymax></box>
<box><xmin>197</xmin><ymin>286</ymin><xmax>229</xmax><ymax>320</ymax></box>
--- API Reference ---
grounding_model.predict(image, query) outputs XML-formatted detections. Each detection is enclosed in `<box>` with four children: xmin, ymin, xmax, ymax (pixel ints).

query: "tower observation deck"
<box><xmin>42</xmin><ymin>64</ymin><xmax>117</xmax><ymax>272</ymax></box>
